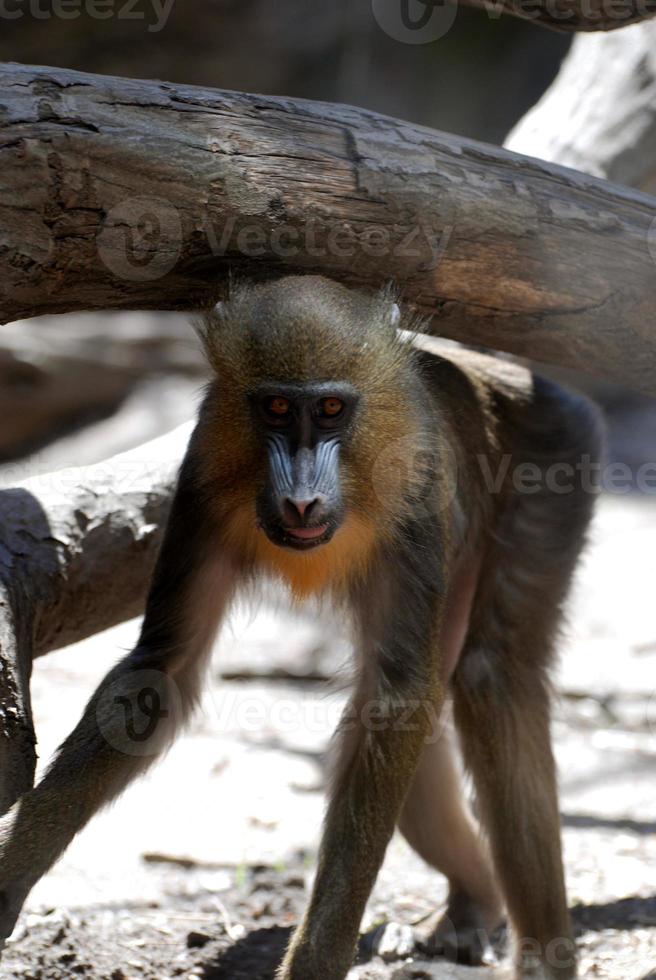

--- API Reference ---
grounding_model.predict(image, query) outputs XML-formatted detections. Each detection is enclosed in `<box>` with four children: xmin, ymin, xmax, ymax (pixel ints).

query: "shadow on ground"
<box><xmin>573</xmin><ymin>894</ymin><xmax>656</xmax><ymax>934</ymax></box>
<box><xmin>200</xmin><ymin>925</ymin><xmax>291</xmax><ymax>979</ymax></box>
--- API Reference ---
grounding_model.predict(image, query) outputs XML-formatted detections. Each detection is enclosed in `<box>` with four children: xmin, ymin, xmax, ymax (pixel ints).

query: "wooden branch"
<box><xmin>460</xmin><ymin>0</ymin><xmax>656</xmax><ymax>32</ymax></box>
<box><xmin>10</xmin><ymin>424</ymin><xmax>191</xmax><ymax>658</ymax></box>
<box><xmin>0</xmin><ymin>424</ymin><xmax>190</xmax><ymax>807</ymax></box>
<box><xmin>0</xmin><ymin>582</ymin><xmax>36</xmax><ymax>814</ymax></box>
<box><xmin>506</xmin><ymin>21</ymin><xmax>656</xmax><ymax>193</ymax></box>
<box><xmin>1</xmin><ymin>63</ymin><xmax>656</xmax><ymax>395</ymax></box>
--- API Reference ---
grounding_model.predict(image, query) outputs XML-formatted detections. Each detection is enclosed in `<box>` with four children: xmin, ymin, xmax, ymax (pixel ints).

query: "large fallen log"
<box><xmin>1</xmin><ymin>62</ymin><xmax>656</xmax><ymax>394</ymax></box>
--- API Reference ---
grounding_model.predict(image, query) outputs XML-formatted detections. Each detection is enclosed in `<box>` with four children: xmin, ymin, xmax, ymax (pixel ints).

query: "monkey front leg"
<box><xmin>0</xmin><ymin>447</ymin><xmax>235</xmax><ymax>946</ymax></box>
<box><xmin>277</xmin><ymin>683</ymin><xmax>443</xmax><ymax>980</ymax></box>
<box><xmin>0</xmin><ymin>575</ymin><xmax>231</xmax><ymax>943</ymax></box>
<box><xmin>0</xmin><ymin>654</ymin><xmax>176</xmax><ymax>940</ymax></box>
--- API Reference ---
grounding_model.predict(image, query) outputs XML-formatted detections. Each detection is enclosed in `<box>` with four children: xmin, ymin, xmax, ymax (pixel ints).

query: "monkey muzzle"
<box><xmin>258</xmin><ymin>438</ymin><xmax>343</xmax><ymax>551</ymax></box>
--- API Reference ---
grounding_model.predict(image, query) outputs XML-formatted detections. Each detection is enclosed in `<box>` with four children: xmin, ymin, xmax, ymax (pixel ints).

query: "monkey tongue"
<box><xmin>285</xmin><ymin>524</ymin><xmax>329</xmax><ymax>541</ymax></box>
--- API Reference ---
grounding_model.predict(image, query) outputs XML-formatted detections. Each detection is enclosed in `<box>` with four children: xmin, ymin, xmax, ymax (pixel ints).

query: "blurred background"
<box><xmin>0</xmin><ymin>0</ymin><xmax>568</xmax><ymax>141</ymax></box>
<box><xmin>1</xmin><ymin>7</ymin><xmax>656</xmax><ymax>980</ymax></box>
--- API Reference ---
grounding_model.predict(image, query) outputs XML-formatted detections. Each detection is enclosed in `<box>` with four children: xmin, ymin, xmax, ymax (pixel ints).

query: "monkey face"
<box><xmin>250</xmin><ymin>380</ymin><xmax>358</xmax><ymax>551</ymax></box>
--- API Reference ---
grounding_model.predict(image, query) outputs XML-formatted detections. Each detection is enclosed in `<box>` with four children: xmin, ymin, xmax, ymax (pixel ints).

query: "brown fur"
<box><xmin>195</xmin><ymin>277</ymin><xmax>428</xmax><ymax>536</ymax></box>
<box><xmin>222</xmin><ymin>502</ymin><xmax>377</xmax><ymax>600</ymax></box>
<box><xmin>0</xmin><ymin>276</ymin><xmax>603</xmax><ymax>980</ymax></box>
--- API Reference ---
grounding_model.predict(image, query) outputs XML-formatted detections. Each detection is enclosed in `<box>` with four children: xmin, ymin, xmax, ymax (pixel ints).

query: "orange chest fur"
<box><xmin>225</xmin><ymin>506</ymin><xmax>377</xmax><ymax>600</ymax></box>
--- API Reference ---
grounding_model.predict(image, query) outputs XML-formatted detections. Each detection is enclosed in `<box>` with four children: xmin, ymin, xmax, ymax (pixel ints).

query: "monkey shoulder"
<box><xmin>408</xmin><ymin>334</ymin><xmax>532</xmax><ymax>402</ymax></box>
<box><xmin>409</xmin><ymin>334</ymin><xmax>603</xmax><ymax>462</ymax></box>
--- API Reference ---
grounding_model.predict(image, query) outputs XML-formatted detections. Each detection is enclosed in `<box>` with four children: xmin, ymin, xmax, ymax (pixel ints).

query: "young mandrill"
<box><xmin>0</xmin><ymin>276</ymin><xmax>602</xmax><ymax>979</ymax></box>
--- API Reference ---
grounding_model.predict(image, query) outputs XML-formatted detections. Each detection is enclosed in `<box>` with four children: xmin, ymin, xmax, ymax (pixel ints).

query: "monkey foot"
<box><xmin>360</xmin><ymin>920</ymin><xmax>416</xmax><ymax>963</ymax></box>
<box><xmin>515</xmin><ymin>951</ymin><xmax>577</xmax><ymax>980</ymax></box>
<box><xmin>414</xmin><ymin>892</ymin><xmax>502</xmax><ymax>967</ymax></box>
<box><xmin>0</xmin><ymin>880</ymin><xmax>31</xmax><ymax>951</ymax></box>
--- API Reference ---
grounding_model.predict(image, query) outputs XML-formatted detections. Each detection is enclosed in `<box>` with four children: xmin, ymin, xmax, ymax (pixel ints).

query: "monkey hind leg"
<box><xmin>397</xmin><ymin>722</ymin><xmax>503</xmax><ymax>966</ymax></box>
<box><xmin>453</xmin><ymin>386</ymin><xmax>601</xmax><ymax>979</ymax></box>
<box><xmin>454</xmin><ymin>661</ymin><xmax>575</xmax><ymax>980</ymax></box>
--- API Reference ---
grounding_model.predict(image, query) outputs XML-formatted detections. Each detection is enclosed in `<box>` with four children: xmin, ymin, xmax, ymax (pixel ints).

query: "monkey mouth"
<box><xmin>281</xmin><ymin>523</ymin><xmax>331</xmax><ymax>549</ymax></box>
<box><xmin>285</xmin><ymin>524</ymin><xmax>329</xmax><ymax>541</ymax></box>
<box><xmin>257</xmin><ymin>514</ymin><xmax>337</xmax><ymax>551</ymax></box>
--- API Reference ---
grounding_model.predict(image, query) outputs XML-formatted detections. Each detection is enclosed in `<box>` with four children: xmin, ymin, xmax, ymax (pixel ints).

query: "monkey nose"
<box><xmin>283</xmin><ymin>496</ymin><xmax>321</xmax><ymax>524</ymax></box>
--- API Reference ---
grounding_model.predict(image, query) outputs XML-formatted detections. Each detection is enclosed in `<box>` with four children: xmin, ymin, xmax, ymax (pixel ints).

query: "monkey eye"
<box><xmin>261</xmin><ymin>395</ymin><xmax>292</xmax><ymax>424</ymax></box>
<box><xmin>269</xmin><ymin>396</ymin><xmax>290</xmax><ymax>415</ymax></box>
<box><xmin>318</xmin><ymin>397</ymin><xmax>344</xmax><ymax>418</ymax></box>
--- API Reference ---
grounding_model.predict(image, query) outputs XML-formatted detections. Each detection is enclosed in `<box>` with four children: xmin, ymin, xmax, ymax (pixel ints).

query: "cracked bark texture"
<box><xmin>0</xmin><ymin>424</ymin><xmax>191</xmax><ymax>811</ymax></box>
<box><xmin>1</xmin><ymin>62</ymin><xmax>656</xmax><ymax>394</ymax></box>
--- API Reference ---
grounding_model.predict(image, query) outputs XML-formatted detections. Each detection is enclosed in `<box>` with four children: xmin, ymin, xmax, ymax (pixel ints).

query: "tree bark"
<box><xmin>0</xmin><ymin>423</ymin><xmax>190</xmax><ymax>808</ymax></box>
<box><xmin>506</xmin><ymin>21</ymin><xmax>656</xmax><ymax>192</ymax></box>
<box><xmin>0</xmin><ymin>582</ymin><xmax>36</xmax><ymax>814</ymax></box>
<box><xmin>460</xmin><ymin>0</ymin><xmax>656</xmax><ymax>32</ymax></box>
<box><xmin>1</xmin><ymin>62</ymin><xmax>656</xmax><ymax>394</ymax></box>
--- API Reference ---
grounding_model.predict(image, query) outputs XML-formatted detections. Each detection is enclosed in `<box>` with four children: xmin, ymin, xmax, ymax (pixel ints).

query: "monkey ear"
<box><xmin>390</xmin><ymin>303</ymin><xmax>401</xmax><ymax>328</ymax></box>
<box><xmin>192</xmin><ymin>298</ymin><xmax>227</xmax><ymax>367</ymax></box>
<box><xmin>205</xmin><ymin>299</ymin><xmax>230</xmax><ymax>334</ymax></box>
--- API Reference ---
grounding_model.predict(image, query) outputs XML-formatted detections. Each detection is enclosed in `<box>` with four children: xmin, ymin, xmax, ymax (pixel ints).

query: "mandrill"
<box><xmin>0</xmin><ymin>275</ymin><xmax>602</xmax><ymax>980</ymax></box>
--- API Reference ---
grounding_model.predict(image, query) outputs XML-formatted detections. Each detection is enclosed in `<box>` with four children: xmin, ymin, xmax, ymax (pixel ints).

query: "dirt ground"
<box><xmin>3</xmin><ymin>494</ymin><xmax>656</xmax><ymax>980</ymax></box>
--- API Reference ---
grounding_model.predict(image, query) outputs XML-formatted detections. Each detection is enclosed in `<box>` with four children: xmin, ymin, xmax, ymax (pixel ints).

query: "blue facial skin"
<box><xmin>251</xmin><ymin>381</ymin><xmax>359</xmax><ymax>551</ymax></box>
